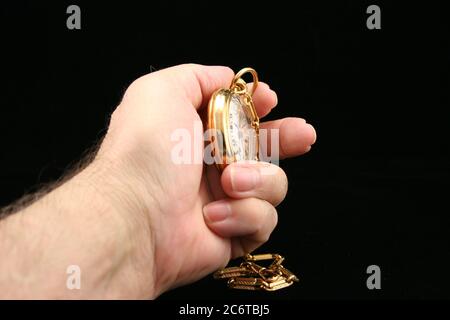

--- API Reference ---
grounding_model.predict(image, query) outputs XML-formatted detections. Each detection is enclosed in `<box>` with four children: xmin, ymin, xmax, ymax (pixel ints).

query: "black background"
<box><xmin>0</xmin><ymin>1</ymin><xmax>449</xmax><ymax>299</ymax></box>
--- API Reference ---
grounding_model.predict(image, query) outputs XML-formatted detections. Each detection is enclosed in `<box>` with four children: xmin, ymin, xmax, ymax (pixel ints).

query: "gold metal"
<box><xmin>207</xmin><ymin>67</ymin><xmax>260</xmax><ymax>172</ymax></box>
<box><xmin>229</xmin><ymin>277</ymin><xmax>267</xmax><ymax>287</ymax></box>
<box><xmin>213</xmin><ymin>266</ymin><xmax>255</xmax><ymax>279</ymax></box>
<box><xmin>264</xmin><ymin>281</ymin><xmax>293</xmax><ymax>291</ymax></box>
<box><xmin>214</xmin><ymin>253</ymin><xmax>299</xmax><ymax>292</ymax></box>
<box><xmin>245</xmin><ymin>253</ymin><xmax>278</xmax><ymax>261</ymax></box>
<box><xmin>230</xmin><ymin>67</ymin><xmax>259</xmax><ymax>96</ymax></box>
<box><xmin>279</xmin><ymin>266</ymin><xmax>300</xmax><ymax>283</ymax></box>
<box><xmin>269</xmin><ymin>255</ymin><xmax>285</xmax><ymax>268</ymax></box>
<box><xmin>228</xmin><ymin>279</ymin><xmax>261</xmax><ymax>290</ymax></box>
<box><xmin>265</xmin><ymin>278</ymin><xmax>289</xmax><ymax>289</ymax></box>
<box><xmin>207</xmin><ymin>68</ymin><xmax>299</xmax><ymax>292</ymax></box>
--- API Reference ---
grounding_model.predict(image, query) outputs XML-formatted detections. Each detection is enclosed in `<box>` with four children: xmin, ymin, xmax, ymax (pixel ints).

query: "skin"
<box><xmin>0</xmin><ymin>64</ymin><xmax>316</xmax><ymax>299</ymax></box>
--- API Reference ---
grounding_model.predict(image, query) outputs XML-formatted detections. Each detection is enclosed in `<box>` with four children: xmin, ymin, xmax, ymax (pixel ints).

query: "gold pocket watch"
<box><xmin>207</xmin><ymin>68</ymin><xmax>260</xmax><ymax>171</ymax></box>
<box><xmin>208</xmin><ymin>67</ymin><xmax>299</xmax><ymax>291</ymax></box>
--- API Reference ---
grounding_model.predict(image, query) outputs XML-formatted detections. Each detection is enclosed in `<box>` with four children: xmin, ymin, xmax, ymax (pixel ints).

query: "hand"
<box><xmin>0</xmin><ymin>64</ymin><xmax>316</xmax><ymax>299</ymax></box>
<box><xmin>96</xmin><ymin>64</ymin><xmax>316</xmax><ymax>297</ymax></box>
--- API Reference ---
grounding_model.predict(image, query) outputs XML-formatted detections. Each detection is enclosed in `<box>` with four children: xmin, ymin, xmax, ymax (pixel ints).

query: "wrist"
<box><xmin>74</xmin><ymin>157</ymin><xmax>158</xmax><ymax>298</ymax></box>
<box><xmin>94</xmin><ymin>128</ymin><xmax>175</xmax><ymax>297</ymax></box>
<box><xmin>0</xmin><ymin>157</ymin><xmax>158</xmax><ymax>299</ymax></box>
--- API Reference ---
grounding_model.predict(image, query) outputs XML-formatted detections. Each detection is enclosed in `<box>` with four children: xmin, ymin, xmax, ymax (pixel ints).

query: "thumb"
<box><xmin>123</xmin><ymin>63</ymin><xmax>235</xmax><ymax>110</ymax></box>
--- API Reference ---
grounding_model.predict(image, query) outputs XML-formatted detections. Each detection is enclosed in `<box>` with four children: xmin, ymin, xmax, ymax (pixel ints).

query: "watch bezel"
<box><xmin>207</xmin><ymin>88</ymin><xmax>259</xmax><ymax>172</ymax></box>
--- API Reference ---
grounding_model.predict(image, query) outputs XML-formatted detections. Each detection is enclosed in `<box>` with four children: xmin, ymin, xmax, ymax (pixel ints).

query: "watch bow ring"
<box><xmin>207</xmin><ymin>67</ymin><xmax>260</xmax><ymax>172</ymax></box>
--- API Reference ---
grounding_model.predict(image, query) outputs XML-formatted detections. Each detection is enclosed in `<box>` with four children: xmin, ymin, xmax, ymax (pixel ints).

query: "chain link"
<box><xmin>213</xmin><ymin>253</ymin><xmax>299</xmax><ymax>291</ymax></box>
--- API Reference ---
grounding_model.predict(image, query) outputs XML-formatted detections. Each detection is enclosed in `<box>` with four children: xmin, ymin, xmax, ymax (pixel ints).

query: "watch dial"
<box><xmin>228</xmin><ymin>94</ymin><xmax>258</xmax><ymax>161</ymax></box>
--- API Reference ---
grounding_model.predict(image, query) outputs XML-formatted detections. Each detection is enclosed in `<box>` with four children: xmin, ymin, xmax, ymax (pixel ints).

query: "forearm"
<box><xmin>0</xmin><ymin>160</ymin><xmax>156</xmax><ymax>299</ymax></box>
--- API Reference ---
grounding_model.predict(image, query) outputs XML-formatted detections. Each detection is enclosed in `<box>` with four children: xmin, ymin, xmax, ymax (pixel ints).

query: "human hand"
<box><xmin>95</xmin><ymin>64</ymin><xmax>316</xmax><ymax>297</ymax></box>
<box><xmin>0</xmin><ymin>64</ymin><xmax>316</xmax><ymax>299</ymax></box>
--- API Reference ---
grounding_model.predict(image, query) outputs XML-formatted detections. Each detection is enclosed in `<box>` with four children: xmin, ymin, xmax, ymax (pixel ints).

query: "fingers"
<box><xmin>204</xmin><ymin>162</ymin><xmax>283</xmax><ymax>256</ymax></box>
<box><xmin>124</xmin><ymin>64</ymin><xmax>279</xmax><ymax>116</ymax></box>
<box><xmin>124</xmin><ymin>63</ymin><xmax>235</xmax><ymax>109</ymax></box>
<box><xmin>206</xmin><ymin>164</ymin><xmax>227</xmax><ymax>200</ymax></box>
<box><xmin>221</xmin><ymin>162</ymin><xmax>287</xmax><ymax>206</ymax></box>
<box><xmin>203</xmin><ymin>198</ymin><xmax>278</xmax><ymax>250</ymax></box>
<box><xmin>247</xmin><ymin>82</ymin><xmax>278</xmax><ymax>117</ymax></box>
<box><xmin>185</xmin><ymin>64</ymin><xmax>234</xmax><ymax>108</ymax></box>
<box><xmin>260</xmin><ymin>117</ymin><xmax>317</xmax><ymax>159</ymax></box>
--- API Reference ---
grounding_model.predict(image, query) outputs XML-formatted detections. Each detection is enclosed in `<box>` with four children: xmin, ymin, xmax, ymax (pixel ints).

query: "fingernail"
<box><xmin>203</xmin><ymin>200</ymin><xmax>232</xmax><ymax>223</ymax></box>
<box><xmin>230</xmin><ymin>166</ymin><xmax>261</xmax><ymax>192</ymax></box>
<box><xmin>271</xmin><ymin>89</ymin><xmax>278</xmax><ymax>107</ymax></box>
<box><xmin>306</xmin><ymin>123</ymin><xmax>317</xmax><ymax>145</ymax></box>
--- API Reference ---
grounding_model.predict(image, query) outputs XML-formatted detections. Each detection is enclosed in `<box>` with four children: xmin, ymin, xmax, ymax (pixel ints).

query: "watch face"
<box><xmin>228</xmin><ymin>93</ymin><xmax>258</xmax><ymax>161</ymax></box>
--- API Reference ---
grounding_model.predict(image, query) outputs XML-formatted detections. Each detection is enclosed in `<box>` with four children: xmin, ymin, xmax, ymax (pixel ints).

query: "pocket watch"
<box><xmin>207</xmin><ymin>67</ymin><xmax>260</xmax><ymax>171</ymax></box>
<box><xmin>207</xmin><ymin>68</ymin><xmax>300</xmax><ymax>291</ymax></box>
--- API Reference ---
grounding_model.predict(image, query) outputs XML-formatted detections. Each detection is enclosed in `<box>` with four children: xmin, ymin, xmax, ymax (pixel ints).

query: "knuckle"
<box><xmin>251</xmin><ymin>200</ymin><xmax>267</xmax><ymax>232</ymax></box>
<box><xmin>278</xmin><ymin>169</ymin><xmax>288</xmax><ymax>200</ymax></box>
<box><xmin>178</xmin><ymin>63</ymin><xmax>201</xmax><ymax>70</ymax></box>
<box><xmin>125</xmin><ymin>73</ymin><xmax>153</xmax><ymax>94</ymax></box>
<box><xmin>265</xmin><ymin>165</ymin><xmax>288</xmax><ymax>206</ymax></box>
<box><xmin>122</xmin><ymin>77</ymin><xmax>148</xmax><ymax>102</ymax></box>
<box><xmin>222</xmin><ymin>66</ymin><xmax>234</xmax><ymax>78</ymax></box>
<box><xmin>122</xmin><ymin>72</ymin><xmax>169</xmax><ymax>102</ymax></box>
<box><xmin>267</xmin><ymin>205</ymin><xmax>278</xmax><ymax>230</ymax></box>
<box><xmin>254</xmin><ymin>201</ymin><xmax>277</xmax><ymax>243</ymax></box>
<box><xmin>257</xmin><ymin>231</ymin><xmax>271</xmax><ymax>244</ymax></box>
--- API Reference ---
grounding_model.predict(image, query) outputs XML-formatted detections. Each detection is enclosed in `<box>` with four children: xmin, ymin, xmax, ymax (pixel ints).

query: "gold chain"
<box><xmin>229</xmin><ymin>71</ymin><xmax>260</xmax><ymax>139</ymax></box>
<box><xmin>213</xmin><ymin>253</ymin><xmax>299</xmax><ymax>291</ymax></box>
<box><xmin>214</xmin><ymin>68</ymin><xmax>298</xmax><ymax>292</ymax></box>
